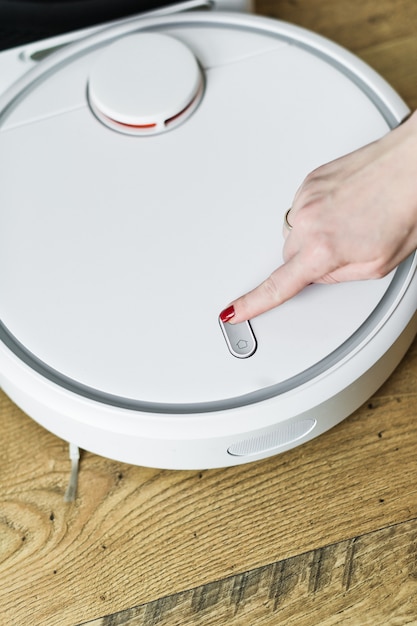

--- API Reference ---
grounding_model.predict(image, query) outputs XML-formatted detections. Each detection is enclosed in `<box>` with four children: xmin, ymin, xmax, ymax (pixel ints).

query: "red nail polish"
<box><xmin>220</xmin><ymin>305</ymin><xmax>235</xmax><ymax>323</ymax></box>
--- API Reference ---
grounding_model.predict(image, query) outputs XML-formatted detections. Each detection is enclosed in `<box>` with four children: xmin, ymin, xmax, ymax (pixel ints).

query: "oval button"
<box><xmin>219</xmin><ymin>318</ymin><xmax>257</xmax><ymax>359</ymax></box>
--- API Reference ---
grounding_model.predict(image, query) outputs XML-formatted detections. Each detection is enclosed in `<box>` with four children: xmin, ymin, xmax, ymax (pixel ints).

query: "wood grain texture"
<box><xmin>1</xmin><ymin>337</ymin><xmax>416</xmax><ymax>625</ymax></box>
<box><xmin>262</xmin><ymin>0</ymin><xmax>417</xmax><ymax>109</ymax></box>
<box><xmin>83</xmin><ymin>519</ymin><xmax>417</xmax><ymax>626</ymax></box>
<box><xmin>1</xmin><ymin>2</ymin><xmax>417</xmax><ymax>625</ymax></box>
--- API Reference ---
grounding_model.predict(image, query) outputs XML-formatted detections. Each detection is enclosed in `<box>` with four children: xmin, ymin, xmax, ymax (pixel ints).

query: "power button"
<box><xmin>219</xmin><ymin>318</ymin><xmax>257</xmax><ymax>359</ymax></box>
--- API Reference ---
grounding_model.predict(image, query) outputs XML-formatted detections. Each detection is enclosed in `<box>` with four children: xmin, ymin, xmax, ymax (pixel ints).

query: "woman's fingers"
<box><xmin>220</xmin><ymin>245</ymin><xmax>333</xmax><ymax>324</ymax></box>
<box><xmin>220</xmin><ymin>111</ymin><xmax>417</xmax><ymax>325</ymax></box>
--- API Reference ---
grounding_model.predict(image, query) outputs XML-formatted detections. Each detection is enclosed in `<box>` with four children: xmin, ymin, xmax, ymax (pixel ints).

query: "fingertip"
<box><xmin>219</xmin><ymin>292</ymin><xmax>266</xmax><ymax>325</ymax></box>
<box><xmin>219</xmin><ymin>305</ymin><xmax>236</xmax><ymax>324</ymax></box>
<box><xmin>219</xmin><ymin>299</ymin><xmax>252</xmax><ymax>325</ymax></box>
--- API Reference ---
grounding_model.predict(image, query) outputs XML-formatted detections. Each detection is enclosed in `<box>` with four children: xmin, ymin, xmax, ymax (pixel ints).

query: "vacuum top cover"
<box><xmin>0</xmin><ymin>15</ymin><xmax>412</xmax><ymax>413</ymax></box>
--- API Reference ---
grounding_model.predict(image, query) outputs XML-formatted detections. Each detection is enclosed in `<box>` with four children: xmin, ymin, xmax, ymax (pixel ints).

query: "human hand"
<box><xmin>220</xmin><ymin>110</ymin><xmax>417</xmax><ymax>325</ymax></box>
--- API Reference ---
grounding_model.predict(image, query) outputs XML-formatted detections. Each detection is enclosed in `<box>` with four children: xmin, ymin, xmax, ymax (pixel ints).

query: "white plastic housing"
<box><xmin>0</xmin><ymin>12</ymin><xmax>416</xmax><ymax>469</ymax></box>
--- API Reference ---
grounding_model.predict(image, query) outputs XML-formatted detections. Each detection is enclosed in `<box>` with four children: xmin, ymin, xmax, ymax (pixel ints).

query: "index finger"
<box><xmin>220</xmin><ymin>248</ymin><xmax>332</xmax><ymax>324</ymax></box>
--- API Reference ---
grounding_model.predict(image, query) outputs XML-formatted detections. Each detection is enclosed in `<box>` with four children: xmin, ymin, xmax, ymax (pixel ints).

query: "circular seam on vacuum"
<box><xmin>0</xmin><ymin>16</ymin><xmax>407</xmax><ymax>131</ymax></box>
<box><xmin>0</xmin><ymin>256</ymin><xmax>415</xmax><ymax>414</ymax></box>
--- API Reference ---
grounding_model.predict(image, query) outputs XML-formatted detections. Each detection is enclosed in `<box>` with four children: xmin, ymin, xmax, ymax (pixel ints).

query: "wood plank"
<box><xmin>81</xmin><ymin>517</ymin><xmax>417</xmax><ymax>626</ymax></box>
<box><xmin>360</xmin><ymin>36</ymin><xmax>417</xmax><ymax>111</ymax></box>
<box><xmin>0</xmin><ymin>337</ymin><xmax>416</xmax><ymax>624</ymax></box>
<box><xmin>261</xmin><ymin>0</ymin><xmax>417</xmax><ymax>52</ymax></box>
<box><xmin>262</xmin><ymin>0</ymin><xmax>417</xmax><ymax>109</ymax></box>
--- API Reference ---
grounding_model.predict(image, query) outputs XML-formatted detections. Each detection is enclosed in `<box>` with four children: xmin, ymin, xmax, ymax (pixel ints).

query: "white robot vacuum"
<box><xmin>1</xmin><ymin>9</ymin><xmax>416</xmax><ymax>469</ymax></box>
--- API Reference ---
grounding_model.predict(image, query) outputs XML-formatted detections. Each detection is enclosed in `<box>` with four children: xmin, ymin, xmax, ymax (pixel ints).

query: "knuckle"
<box><xmin>293</xmin><ymin>206</ymin><xmax>315</xmax><ymax>229</ymax></box>
<box><xmin>307</xmin><ymin>236</ymin><xmax>337</xmax><ymax>276</ymax></box>
<box><xmin>370</xmin><ymin>260</ymin><xmax>389</xmax><ymax>280</ymax></box>
<box><xmin>261</xmin><ymin>274</ymin><xmax>281</xmax><ymax>304</ymax></box>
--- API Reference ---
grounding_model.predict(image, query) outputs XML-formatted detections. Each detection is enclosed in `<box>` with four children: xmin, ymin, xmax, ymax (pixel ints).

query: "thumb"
<box><xmin>219</xmin><ymin>253</ymin><xmax>319</xmax><ymax>324</ymax></box>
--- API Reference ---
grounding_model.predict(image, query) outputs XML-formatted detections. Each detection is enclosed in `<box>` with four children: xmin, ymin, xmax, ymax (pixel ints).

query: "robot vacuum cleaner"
<box><xmin>1</xmin><ymin>10</ymin><xmax>416</xmax><ymax>470</ymax></box>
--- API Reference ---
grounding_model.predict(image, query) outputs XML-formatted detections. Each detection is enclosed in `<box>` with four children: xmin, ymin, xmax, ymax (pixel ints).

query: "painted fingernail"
<box><xmin>219</xmin><ymin>305</ymin><xmax>235</xmax><ymax>323</ymax></box>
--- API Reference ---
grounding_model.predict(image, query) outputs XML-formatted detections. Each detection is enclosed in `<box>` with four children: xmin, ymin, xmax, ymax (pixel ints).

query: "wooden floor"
<box><xmin>1</xmin><ymin>1</ymin><xmax>417</xmax><ymax>624</ymax></box>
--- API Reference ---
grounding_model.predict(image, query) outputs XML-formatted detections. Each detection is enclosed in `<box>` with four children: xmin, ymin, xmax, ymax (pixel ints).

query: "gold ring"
<box><xmin>284</xmin><ymin>208</ymin><xmax>293</xmax><ymax>231</ymax></box>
